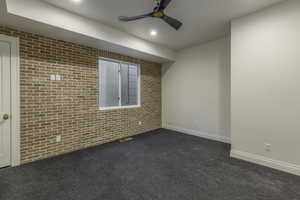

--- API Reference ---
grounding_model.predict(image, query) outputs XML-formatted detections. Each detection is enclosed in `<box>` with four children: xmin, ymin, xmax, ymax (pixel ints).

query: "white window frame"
<box><xmin>99</xmin><ymin>57</ymin><xmax>141</xmax><ymax>111</ymax></box>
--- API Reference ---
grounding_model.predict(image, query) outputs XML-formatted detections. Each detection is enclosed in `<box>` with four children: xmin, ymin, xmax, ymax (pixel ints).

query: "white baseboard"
<box><xmin>163</xmin><ymin>124</ymin><xmax>231</xmax><ymax>144</ymax></box>
<box><xmin>231</xmin><ymin>149</ymin><xmax>300</xmax><ymax>176</ymax></box>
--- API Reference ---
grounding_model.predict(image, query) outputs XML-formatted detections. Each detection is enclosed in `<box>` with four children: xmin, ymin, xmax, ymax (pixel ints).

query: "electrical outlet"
<box><xmin>265</xmin><ymin>143</ymin><xmax>271</xmax><ymax>152</ymax></box>
<box><xmin>56</xmin><ymin>135</ymin><xmax>62</xmax><ymax>143</ymax></box>
<box><xmin>56</xmin><ymin>74</ymin><xmax>61</xmax><ymax>81</ymax></box>
<box><xmin>50</xmin><ymin>74</ymin><xmax>63</xmax><ymax>81</ymax></box>
<box><xmin>138</xmin><ymin>121</ymin><xmax>142</xmax><ymax>125</ymax></box>
<box><xmin>50</xmin><ymin>75</ymin><xmax>56</xmax><ymax>81</ymax></box>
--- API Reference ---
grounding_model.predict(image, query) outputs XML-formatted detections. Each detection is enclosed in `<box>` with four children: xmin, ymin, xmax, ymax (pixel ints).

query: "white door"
<box><xmin>0</xmin><ymin>41</ymin><xmax>11</xmax><ymax>168</ymax></box>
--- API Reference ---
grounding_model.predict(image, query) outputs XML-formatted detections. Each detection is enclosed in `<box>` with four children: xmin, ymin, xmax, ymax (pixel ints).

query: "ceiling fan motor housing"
<box><xmin>153</xmin><ymin>11</ymin><xmax>164</xmax><ymax>18</ymax></box>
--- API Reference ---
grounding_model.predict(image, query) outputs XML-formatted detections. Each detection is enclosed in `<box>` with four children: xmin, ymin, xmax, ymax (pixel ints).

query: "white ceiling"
<box><xmin>2</xmin><ymin>0</ymin><xmax>176</xmax><ymax>63</ymax></box>
<box><xmin>42</xmin><ymin>0</ymin><xmax>285</xmax><ymax>50</ymax></box>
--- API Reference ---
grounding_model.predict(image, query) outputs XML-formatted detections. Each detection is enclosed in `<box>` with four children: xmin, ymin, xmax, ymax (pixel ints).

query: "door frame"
<box><xmin>0</xmin><ymin>34</ymin><xmax>20</xmax><ymax>166</ymax></box>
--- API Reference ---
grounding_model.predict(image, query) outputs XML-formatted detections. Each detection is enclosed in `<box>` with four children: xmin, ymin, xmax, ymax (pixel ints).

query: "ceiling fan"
<box><xmin>118</xmin><ymin>0</ymin><xmax>182</xmax><ymax>30</ymax></box>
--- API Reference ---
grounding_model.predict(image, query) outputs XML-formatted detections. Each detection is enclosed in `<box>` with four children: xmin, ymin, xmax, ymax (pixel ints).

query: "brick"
<box><xmin>0</xmin><ymin>26</ymin><xmax>162</xmax><ymax>164</ymax></box>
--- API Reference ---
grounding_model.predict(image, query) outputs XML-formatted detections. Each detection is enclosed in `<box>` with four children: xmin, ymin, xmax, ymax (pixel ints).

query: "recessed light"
<box><xmin>150</xmin><ymin>30</ymin><xmax>157</xmax><ymax>36</ymax></box>
<box><xmin>71</xmin><ymin>0</ymin><xmax>82</xmax><ymax>3</ymax></box>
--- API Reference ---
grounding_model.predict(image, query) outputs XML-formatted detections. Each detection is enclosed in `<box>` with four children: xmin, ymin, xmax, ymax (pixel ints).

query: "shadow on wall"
<box><xmin>161</xmin><ymin>61</ymin><xmax>175</xmax><ymax>76</ymax></box>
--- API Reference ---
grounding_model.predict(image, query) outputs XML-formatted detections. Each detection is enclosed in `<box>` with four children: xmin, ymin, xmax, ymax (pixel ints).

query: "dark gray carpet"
<box><xmin>0</xmin><ymin>129</ymin><xmax>300</xmax><ymax>200</ymax></box>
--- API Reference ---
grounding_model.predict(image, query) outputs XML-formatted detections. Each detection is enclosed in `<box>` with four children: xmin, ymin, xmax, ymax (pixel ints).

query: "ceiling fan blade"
<box><xmin>160</xmin><ymin>0</ymin><xmax>173</xmax><ymax>9</ymax></box>
<box><xmin>119</xmin><ymin>13</ymin><xmax>153</xmax><ymax>22</ymax></box>
<box><xmin>162</xmin><ymin>15</ymin><xmax>182</xmax><ymax>30</ymax></box>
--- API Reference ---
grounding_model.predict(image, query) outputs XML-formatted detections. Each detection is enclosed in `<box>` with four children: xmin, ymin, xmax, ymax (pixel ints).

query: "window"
<box><xmin>99</xmin><ymin>58</ymin><xmax>140</xmax><ymax>110</ymax></box>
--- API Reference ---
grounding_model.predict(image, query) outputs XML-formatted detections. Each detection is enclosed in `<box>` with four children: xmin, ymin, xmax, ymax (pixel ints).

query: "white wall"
<box><xmin>162</xmin><ymin>38</ymin><xmax>231</xmax><ymax>143</ymax></box>
<box><xmin>231</xmin><ymin>0</ymin><xmax>300</xmax><ymax>175</ymax></box>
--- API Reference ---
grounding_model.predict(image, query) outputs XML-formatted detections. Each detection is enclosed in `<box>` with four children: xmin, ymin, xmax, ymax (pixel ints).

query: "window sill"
<box><xmin>99</xmin><ymin>105</ymin><xmax>141</xmax><ymax>111</ymax></box>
